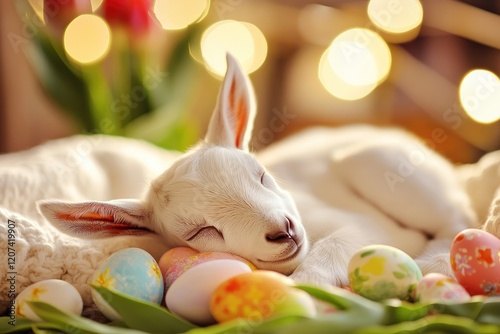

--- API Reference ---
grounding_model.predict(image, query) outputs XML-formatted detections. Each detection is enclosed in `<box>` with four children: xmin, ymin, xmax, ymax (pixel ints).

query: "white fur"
<box><xmin>2</xmin><ymin>55</ymin><xmax>500</xmax><ymax>314</ymax></box>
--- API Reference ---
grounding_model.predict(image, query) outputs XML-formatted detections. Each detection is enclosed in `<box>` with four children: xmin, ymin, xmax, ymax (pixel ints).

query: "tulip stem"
<box><xmin>80</xmin><ymin>64</ymin><xmax>116</xmax><ymax>134</ymax></box>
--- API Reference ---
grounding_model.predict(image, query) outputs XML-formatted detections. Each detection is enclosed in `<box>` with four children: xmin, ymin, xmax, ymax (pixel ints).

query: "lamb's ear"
<box><xmin>204</xmin><ymin>53</ymin><xmax>257</xmax><ymax>151</ymax></box>
<box><xmin>36</xmin><ymin>199</ymin><xmax>154</xmax><ymax>239</ymax></box>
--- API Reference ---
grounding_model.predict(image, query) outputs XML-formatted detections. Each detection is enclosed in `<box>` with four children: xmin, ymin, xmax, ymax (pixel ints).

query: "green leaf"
<box><xmin>185</xmin><ymin>315</ymin><xmax>305</xmax><ymax>334</ymax></box>
<box><xmin>252</xmin><ymin>315</ymin><xmax>307</xmax><ymax>333</ymax></box>
<box><xmin>124</xmin><ymin>26</ymin><xmax>203</xmax><ymax>151</ymax></box>
<box><xmin>477</xmin><ymin>297</ymin><xmax>500</xmax><ymax>325</ymax></box>
<box><xmin>184</xmin><ymin>319</ymin><xmax>244</xmax><ymax>334</ymax></box>
<box><xmin>29</xmin><ymin>33</ymin><xmax>93</xmax><ymax>131</ymax></box>
<box><xmin>32</xmin><ymin>327</ymin><xmax>63</xmax><ymax>334</ymax></box>
<box><xmin>429</xmin><ymin>297</ymin><xmax>485</xmax><ymax>320</ymax></box>
<box><xmin>91</xmin><ymin>285</ymin><xmax>196</xmax><ymax>333</ymax></box>
<box><xmin>254</xmin><ymin>316</ymin><xmax>372</xmax><ymax>334</ymax></box>
<box><xmin>357</xmin><ymin>314</ymin><xmax>500</xmax><ymax>334</ymax></box>
<box><xmin>150</xmin><ymin>26</ymin><xmax>200</xmax><ymax>108</ymax></box>
<box><xmin>296</xmin><ymin>285</ymin><xmax>383</xmax><ymax>314</ymax></box>
<box><xmin>27</xmin><ymin>301</ymin><xmax>145</xmax><ymax>334</ymax></box>
<box><xmin>380</xmin><ymin>300</ymin><xmax>430</xmax><ymax>325</ymax></box>
<box><xmin>0</xmin><ymin>317</ymin><xmax>57</xmax><ymax>333</ymax></box>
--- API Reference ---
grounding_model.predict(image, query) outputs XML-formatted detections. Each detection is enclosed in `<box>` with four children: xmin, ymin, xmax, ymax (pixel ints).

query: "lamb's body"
<box><xmin>3</xmin><ymin>56</ymin><xmax>500</xmax><ymax>315</ymax></box>
<box><xmin>1</xmin><ymin>126</ymin><xmax>500</xmax><ymax>314</ymax></box>
<box><xmin>260</xmin><ymin>126</ymin><xmax>481</xmax><ymax>285</ymax></box>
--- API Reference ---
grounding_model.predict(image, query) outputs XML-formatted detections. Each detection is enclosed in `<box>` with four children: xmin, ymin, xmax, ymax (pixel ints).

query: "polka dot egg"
<box><xmin>348</xmin><ymin>244</ymin><xmax>422</xmax><ymax>301</ymax></box>
<box><xmin>450</xmin><ymin>228</ymin><xmax>500</xmax><ymax>296</ymax></box>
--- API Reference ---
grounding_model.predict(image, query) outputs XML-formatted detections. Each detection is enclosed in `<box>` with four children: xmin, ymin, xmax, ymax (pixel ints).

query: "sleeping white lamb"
<box><xmin>2</xmin><ymin>54</ymin><xmax>500</xmax><ymax>315</ymax></box>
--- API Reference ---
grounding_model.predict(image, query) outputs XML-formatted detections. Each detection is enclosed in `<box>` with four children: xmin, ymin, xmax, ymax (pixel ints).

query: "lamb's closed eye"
<box><xmin>187</xmin><ymin>226</ymin><xmax>224</xmax><ymax>241</ymax></box>
<box><xmin>259</xmin><ymin>171</ymin><xmax>266</xmax><ymax>185</ymax></box>
<box><xmin>260</xmin><ymin>171</ymin><xmax>273</xmax><ymax>188</ymax></box>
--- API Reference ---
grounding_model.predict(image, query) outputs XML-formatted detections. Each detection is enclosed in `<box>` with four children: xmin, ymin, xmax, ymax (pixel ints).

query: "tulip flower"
<box><xmin>102</xmin><ymin>0</ymin><xmax>158</xmax><ymax>36</ymax></box>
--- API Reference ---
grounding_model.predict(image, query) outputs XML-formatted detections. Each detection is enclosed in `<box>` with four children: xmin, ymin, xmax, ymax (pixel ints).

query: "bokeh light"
<box><xmin>318</xmin><ymin>49</ymin><xmax>376</xmax><ymax>101</ymax></box>
<box><xmin>64</xmin><ymin>14</ymin><xmax>111</xmax><ymax>65</ymax></box>
<box><xmin>459</xmin><ymin>69</ymin><xmax>500</xmax><ymax>124</ymax></box>
<box><xmin>318</xmin><ymin>28</ymin><xmax>391</xmax><ymax>100</ymax></box>
<box><xmin>90</xmin><ymin>0</ymin><xmax>104</xmax><ymax>11</ymax></box>
<box><xmin>154</xmin><ymin>0</ymin><xmax>209</xmax><ymax>30</ymax></box>
<box><xmin>30</xmin><ymin>0</ymin><xmax>103</xmax><ymax>24</ymax></box>
<box><xmin>368</xmin><ymin>0</ymin><xmax>423</xmax><ymax>34</ymax></box>
<box><xmin>28</xmin><ymin>0</ymin><xmax>44</xmax><ymax>23</ymax></box>
<box><xmin>201</xmin><ymin>20</ymin><xmax>268</xmax><ymax>77</ymax></box>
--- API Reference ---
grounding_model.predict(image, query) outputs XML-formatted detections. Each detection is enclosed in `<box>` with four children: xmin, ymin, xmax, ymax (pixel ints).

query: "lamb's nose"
<box><xmin>266</xmin><ymin>231</ymin><xmax>291</xmax><ymax>242</ymax></box>
<box><xmin>266</xmin><ymin>217</ymin><xmax>294</xmax><ymax>243</ymax></box>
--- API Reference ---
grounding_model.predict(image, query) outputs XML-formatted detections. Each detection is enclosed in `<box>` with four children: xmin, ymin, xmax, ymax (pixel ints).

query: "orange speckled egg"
<box><xmin>451</xmin><ymin>228</ymin><xmax>500</xmax><ymax>296</ymax></box>
<box><xmin>164</xmin><ymin>251</ymin><xmax>256</xmax><ymax>290</ymax></box>
<box><xmin>210</xmin><ymin>270</ymin><xmax>316</xmax><ymax>323</ymax></box>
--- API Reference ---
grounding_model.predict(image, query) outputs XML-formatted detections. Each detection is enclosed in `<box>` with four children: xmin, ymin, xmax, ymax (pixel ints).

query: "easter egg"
<box><xmin>210</xmin><ymin>270</ymin><xmax>317</xmax><ymax>323</ymax></box>
<box><xmin>164</xmin><ymin>251</ymin><xmax>256</xmax><ymax>290</ymax></box>
<box><xmin>165</xmin><ymin>259</ymin><xmax>252</xmax><ymax>325</ymax></box>
<box><xmin>15</xmin><ymin>279</ymin><xmax>83</xmax><ymax>321</ymax></box>
<box><xmin>348</xmin><ymin>244</ymin><xmax>422</xmax><ymax>301</ymax></box>
<box><xmin>158</xmin><ymin>247</ymin><xmax>199</xmax><ymax>277</ymax></box>
<box><xmin>91</xmin><ymin>248</ymin><xmax>164</xmax><ymax>320</ymax></box>
<box><xmin>415</xmin><ymin>273</ymin><xmax>470</xmax><ymax>303</ymax></box>
<box><xmin>450</xmin><ymin>228</ymin><xmax>500</xmax><ymax>296</ymax></box>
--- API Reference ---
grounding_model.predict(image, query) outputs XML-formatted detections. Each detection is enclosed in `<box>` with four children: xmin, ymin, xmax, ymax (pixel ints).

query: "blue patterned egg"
<box><xmin>348</xmin><ymin>245</ymin><xmax>422</xmax><ymax>301</ymax></box>
<box><xmin>91</xmin><ymin>248</ymin><xmax>164</xmax><ymax>320</ymax></box>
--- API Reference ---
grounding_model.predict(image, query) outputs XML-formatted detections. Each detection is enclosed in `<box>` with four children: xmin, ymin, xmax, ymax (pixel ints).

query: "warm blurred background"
<box><xmin>1</xmin><ymin>0</ymin><xmax>500</xmax><ymax>164</ymax></box>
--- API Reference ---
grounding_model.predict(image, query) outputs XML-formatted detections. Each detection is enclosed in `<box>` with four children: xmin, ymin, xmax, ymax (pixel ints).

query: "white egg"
<box><xmin>165</xmin><ymin>259</ymin><xmax>252</xmax><ymax>326</ymax></box>
<box><xmin>15</xmin><ymin>279</ymin><xmax>83</xmax><ymax>321</ymax></box>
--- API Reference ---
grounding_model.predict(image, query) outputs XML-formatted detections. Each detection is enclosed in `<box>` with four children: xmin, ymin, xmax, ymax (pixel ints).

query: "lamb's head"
<box><xmin>37</xmin><ymin>55</ymin><xmax>308</xmax><ymax>275</ymax></box>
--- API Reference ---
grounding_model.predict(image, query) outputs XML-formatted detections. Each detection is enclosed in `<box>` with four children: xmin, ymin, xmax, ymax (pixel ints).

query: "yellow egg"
<box><xmin>15</xmin><ymin>279</ymin><xmax>83</xmax><ymax>321</ymax></box>
<box><xmin>210</xmin><ymin>270</ymin><xmax>316</xmax><ymax>323</ymax></box>
<box><xmin>348</xmin><ymin>245</ymin><xmax>422</xmax><ymax>301</ymax></box>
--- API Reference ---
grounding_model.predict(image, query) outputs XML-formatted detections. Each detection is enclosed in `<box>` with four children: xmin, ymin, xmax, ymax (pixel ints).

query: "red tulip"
<box><xmin>44</xmin><ymin>0</ymin><xmax>92</xmax><ymax>32</ymax></box>
<box><xmin>102</xmin><ymin>0</ymin><xmax>156</xmax><ymax>36</ymax></box>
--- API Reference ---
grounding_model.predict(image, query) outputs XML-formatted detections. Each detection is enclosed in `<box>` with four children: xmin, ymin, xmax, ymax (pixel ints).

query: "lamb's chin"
<box><xmin>253</xmin><ymin>245</ymin><xmax>309</xmax><ymax>276</ymax></box>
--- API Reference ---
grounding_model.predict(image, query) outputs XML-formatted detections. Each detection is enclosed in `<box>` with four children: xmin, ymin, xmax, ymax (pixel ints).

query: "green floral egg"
<box><xmin>348</xmin><ymin>245</ymin><xmax>422</xmax><ymax>301</ymax></box>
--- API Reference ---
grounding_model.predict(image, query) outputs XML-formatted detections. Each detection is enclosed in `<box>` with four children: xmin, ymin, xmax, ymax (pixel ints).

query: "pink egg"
<box><xmin>158</xmin><ymin>247</ymin><xmax>199</xmax><ymax>277</ymax></box>
<box><xmin>164</xmin><ymin>251</ymin><xmax>256</xmax><ymax>290</ymax></box>
<box><xmin>415</xmin><ymin>273</ymin><xmax>470</xmax><ymax>303</ymax></box>
<box><xmin>165</xmin><ymin>259</ymin><xmax>252</xmax><ymax>325</ymax></box>
<box><xmin>450</xmin><ymin>228</ymin><xmax>500</xmax><ymax>296</ymax></box>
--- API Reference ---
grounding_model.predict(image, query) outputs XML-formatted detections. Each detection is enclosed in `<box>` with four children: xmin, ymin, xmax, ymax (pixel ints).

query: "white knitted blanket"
<box><xmin>0</xmin><ymin>135</ymin><xmax>175</xmax><ymax>314</ymax></box>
